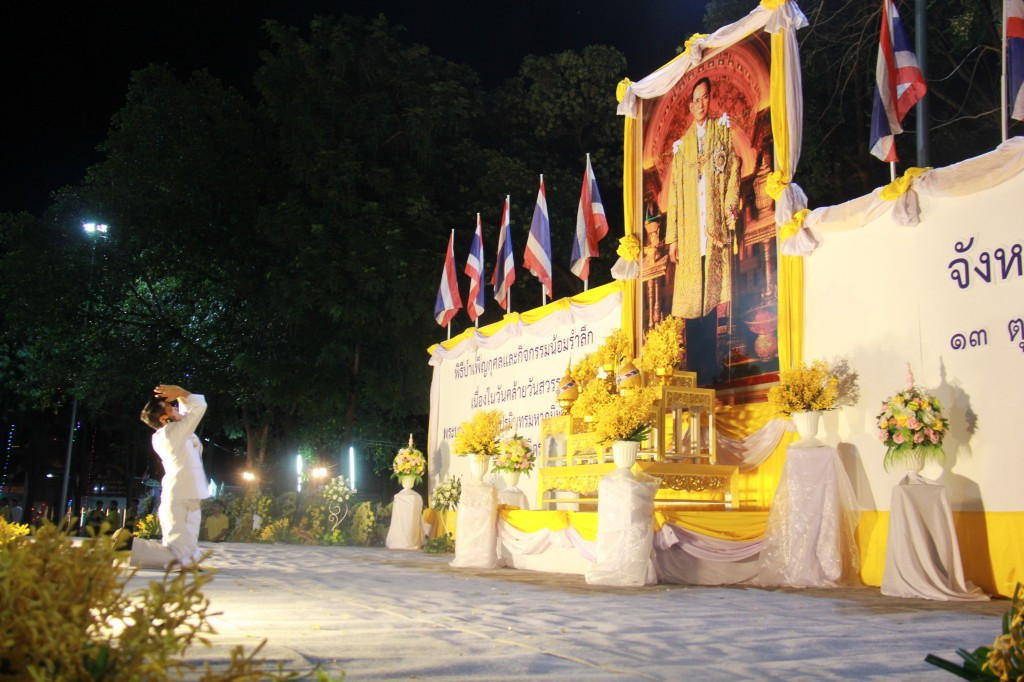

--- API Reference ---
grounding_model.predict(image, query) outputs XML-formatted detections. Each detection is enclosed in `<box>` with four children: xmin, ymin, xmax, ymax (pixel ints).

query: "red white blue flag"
<box><xmin>490</xmin><ymin>196</ymin><xmax>515</xmax><ymax>311</ymax></box>
<box><xmin>434</xmin><ymin>229</ymin><xmax>462</xmax><ymax>327</ymax></box>
<box><xmin>523</xmin><ymin>175</ymin><xmax>553</xmax><ymax>299</ymax></box>
<box><xmin>1008</xmin><ymin>0</ymin><xmax>1024</xmax><ymax>121</ymax></box>
<box><xmin>464</xmin><ymin>213</ymin><xmax>486</xmax><ymax>322</ymax></box>
<box><xmin>869</xmin><ymin>0</ymin><xmax>927</xmax><ymax>162</ymax></box>
<box><xmin>570</xmin><ymin>154</ymin><xmax>609</xmax><ymax>281</ymax></box>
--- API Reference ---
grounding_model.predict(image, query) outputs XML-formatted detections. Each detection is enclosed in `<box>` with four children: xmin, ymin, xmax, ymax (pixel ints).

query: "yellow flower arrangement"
<box><xmin>452</xmin><ymin>409</ymin><xmax>503</xmax><ymax>456</ymax></box>
<box><xmin>767</xmin><ymin>360</ymin><xmax>839</xmax><ymax>416</ymax></box>
<box><xmin>570</xmin><ymin>329</ymin><xmax>631</xmax><ymax>388</ymax></box>
<box><xmin>569</xmin><ymin>374</ymin><xmax>616</xmax><ymax>421</ymax></box>
<box><xmin>638</xmin><ymin>316</ymin><xmax>685</xmax><ymax>375</ymax></box>
<box><xmin>591</xmin><ymin>385</ymin><xmax>658</xmax><ymax>443</ymax></box>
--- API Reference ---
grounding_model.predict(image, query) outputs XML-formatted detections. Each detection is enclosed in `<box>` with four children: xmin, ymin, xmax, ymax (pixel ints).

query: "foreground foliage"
<box><xmin>0</xmin><ymin>519</ymin><xmax>341</xmax><ymax>680</ymax></box>
<box><xmin>926</xmin><ymin>583</ymin><xmax>1024</xmax><ymax>680</ymax></box>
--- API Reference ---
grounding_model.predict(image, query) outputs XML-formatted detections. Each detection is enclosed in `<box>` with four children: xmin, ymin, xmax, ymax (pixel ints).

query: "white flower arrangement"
<box><xmin>431</xmin><ymin>476</ymin><xmax>462</xmax><ymax>512</ymax></box>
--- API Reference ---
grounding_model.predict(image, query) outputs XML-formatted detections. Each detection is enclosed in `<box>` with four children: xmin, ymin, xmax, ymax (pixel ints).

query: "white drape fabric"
<box><xmin>881</xmin><ymin>474</ymin><xmax>988</xmax><ymax>601</ymax></box>
<box><xmin>427</xmin><ymin>292</ymin><xmax>622</xmax><ymax>366</ymax></box>
<box><xmin>654</xmin><ymin>524</ymin><xmax>763</xmax><ymax>585</ymax></box>
<box><xmin>716</xmin><ymin>417</ymin><xmax>791</xmax><ymax>471</ymax></box>
<box><xmin>754</xmin><ymin>446</ymin><xmax>860</xmax><ymax>588</ymax></box>
<box><xmin>385</xmin><ymin>489</ymin><xmax>424</xmax><ymax>550</ymax></box>
<box><xmin>783</xmin><ymin>137</ymin><xmax>1024</xmax><ymax>255</ymax></box>
<box><xmin>617</xmin><ymin>3</ymin><xmax>807</xmax><ymax>120</ymax></box>
<box><xmin>585</xmin><ymin>469</ymin><xmax>660</xmax><ymax>586</ymax></box>
<box><xmin>450</xmin><ymin>481</ymin><xmax>500</xmax><ymax>569</ymax></box>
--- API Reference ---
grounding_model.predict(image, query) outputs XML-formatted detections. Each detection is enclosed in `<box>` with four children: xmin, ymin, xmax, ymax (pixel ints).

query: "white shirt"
<box><xmin>152</xmin><ymin>393</ymin><xmax>210</xmax><ymax>500</ymax></box>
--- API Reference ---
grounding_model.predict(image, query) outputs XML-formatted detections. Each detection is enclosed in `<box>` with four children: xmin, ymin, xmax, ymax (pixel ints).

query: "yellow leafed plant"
<box><xmin>768</xmin><ymin>359</ymin><xmax>839</xmax><ymax>416</ymax></box>
<box><xmin>638</xmin><ymin>316</ymin><xmax>685</xmax><ymax>375</ymax></box>
<box><xmin>452</xmin><ymin>409</ymin><xmax>503</xmax><ymax>456</ymax></box>
<box><xmin>591</xmin><ymin>386</ymin><xmax>659</xmax><ymax>443</ymax></box>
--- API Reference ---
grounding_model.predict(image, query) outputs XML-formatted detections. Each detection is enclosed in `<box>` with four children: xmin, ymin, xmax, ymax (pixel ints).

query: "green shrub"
<box><xmin>0</xmin><ymin>519</ymin><xmax>342</xmax><ymax>679</ymax></box>
<box><xmin>346</xmin><ymin>502</ymin><xmax>375</xmax><ymax>546</ymax></box>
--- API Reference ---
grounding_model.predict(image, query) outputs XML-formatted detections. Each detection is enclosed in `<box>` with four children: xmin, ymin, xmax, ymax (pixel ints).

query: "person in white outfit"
<box><xmin>130</xmin><ymin>384</ymin><xmax>210</xmax><ymax>568</ymax></box>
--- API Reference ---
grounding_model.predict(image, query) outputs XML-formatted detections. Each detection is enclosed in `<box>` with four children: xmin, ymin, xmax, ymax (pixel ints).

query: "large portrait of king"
<box><xmin>638</xmin><ymin>31</ymin><xmax>778</xmax><ymax>401</ymax></box>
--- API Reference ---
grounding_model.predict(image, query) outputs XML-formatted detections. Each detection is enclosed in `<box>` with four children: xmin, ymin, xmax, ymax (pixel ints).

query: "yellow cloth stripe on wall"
<box><xmin>857</xmin><ymin>510</ymin><xmax>1024</xmax><ymax>598</ymax></box>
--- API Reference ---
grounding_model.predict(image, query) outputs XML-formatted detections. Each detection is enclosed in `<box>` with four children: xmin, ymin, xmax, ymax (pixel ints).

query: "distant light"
<box><xmin>207</xmin><ymin>479</ymin><xmax>217</xmax><ymax>497</ymax></box>
<box><xmin>242</xmin><ymin>471</ymin><xmax>255</xmax><ymax>482</ymax></box>
<box><xmin>82</xmin><ymin>222</ymin><xmax>108</xmax><ymax>235</ymax></box>
<box><xmin>349</xmin><ymin>446</ymin><xmax>356</xmax><ymax>492</ymax></box>
<box><xmin>46</xmin><ymin>473</ymin><xmax>54</xmax><ymax>478</ymax></box>
<box><xmin>296</xmin><ymin>455</ymin><xmax>303</xmax><ymax>474</ymax></box>
<box><xmin>312</xmin><ymin>466</ymin><xmax>327</xmax><ymax>479</ymax></box>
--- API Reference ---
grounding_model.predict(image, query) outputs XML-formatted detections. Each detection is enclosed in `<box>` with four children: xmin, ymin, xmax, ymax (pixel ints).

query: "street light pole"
<box><xmin>60</xmin><ymin>222</ymin><xmax>108</xmax><ymax>525</ymax></box>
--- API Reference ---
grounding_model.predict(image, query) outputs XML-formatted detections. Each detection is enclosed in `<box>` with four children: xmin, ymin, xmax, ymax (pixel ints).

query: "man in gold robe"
<box><xmin>665</xmin><ymin>77</ymin><xmax>740</xmax><ymax>320</ymax></box>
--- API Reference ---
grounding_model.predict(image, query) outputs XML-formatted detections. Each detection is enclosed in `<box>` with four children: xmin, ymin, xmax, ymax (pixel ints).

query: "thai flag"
<box><xmin>1009</xmin><ymin>0</ymin><xmax>1024</xmax><ymax>121</ymax></box>
<box><xmin>433</xmin><ymin>230</ymin><xmax>463</xmax><ymax>327</ymax></box>
<box><xmin>464</xmin><ymin>213</ymin><xmax>485</xmax><ymax>322</ymax></box>
<box><xmin>490</xmin><ymin>196</ymin><xmax>515</xmax><ymax>310</ymax></box>
<box><xmin>869</xmin><ymin>0</ymin><xmax>927</xmax><ymax>162</ymax></box>
<box><xmin>570</xmin><ymin>154</ymin><xmax>609</xmax><ymax>281</ymax></box>
<box><xmin>523</xmin><ymin>175</ymin><xmax>553</xmax><ymax>299</ymax></box>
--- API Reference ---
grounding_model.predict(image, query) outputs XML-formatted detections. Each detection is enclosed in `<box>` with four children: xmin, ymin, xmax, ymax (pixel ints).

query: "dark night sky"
<box><xmin>0</xmin><ymin>1</ymin><xmax>709</xmax><ymax>216</ymax></box>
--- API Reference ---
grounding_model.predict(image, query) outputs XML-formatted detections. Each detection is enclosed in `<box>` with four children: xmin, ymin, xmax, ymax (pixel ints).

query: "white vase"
<box><xmin>502</xmin><ymin>470</ymin><xmax>521</xmax><ymax>487</ymax></box>
<box><xmin>790</xmin><ymin>411</ymin><xmax>822</xmax><ymax>448</ymax></box>
<box><xmin>469</xmin><ymin>454</ymin><xmax>490</xmax><ymax>481</ymax></box>
<box><xmin>400</xmin><ymin>475</ymin><xmax>416</xmax><ymax>490</ymax></box>
<box><xmin>612</xmin><ymin>440</ymin><xmax>640</xmax><ymax>469</ymax></box>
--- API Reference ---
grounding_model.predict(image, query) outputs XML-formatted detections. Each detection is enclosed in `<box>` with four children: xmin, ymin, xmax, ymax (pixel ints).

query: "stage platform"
<box><xmin>138</xmin><ymin>542</ymin><xmax>1007</xmax><ymax>680</ymax></box>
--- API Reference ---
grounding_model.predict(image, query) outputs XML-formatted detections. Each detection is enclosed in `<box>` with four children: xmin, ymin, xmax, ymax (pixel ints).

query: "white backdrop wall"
<box><xmin>427</xmin><ymin>288</ymin><xmax>623</xmax><ymax>510</ymax></box>
<box><xmin>803</xmin><ymin>167</ymin><xmax>1024</xmax><ymax>512</ymax></box>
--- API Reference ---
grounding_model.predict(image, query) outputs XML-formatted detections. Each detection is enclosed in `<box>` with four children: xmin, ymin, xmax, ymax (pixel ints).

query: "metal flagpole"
<box><xmin>1003</xmin><ymin>0</ymin><xmax>1010</xmax><ymax>142</ymax></box>
<box><xmin>915</xmin><ymin>0</ymin><xmax>930</xmax><ymax>166</ymax></box>
<box><xmin>888</xmin><ymin>0</ymin><xmax>897</xmax><ymax>182</ymax></box>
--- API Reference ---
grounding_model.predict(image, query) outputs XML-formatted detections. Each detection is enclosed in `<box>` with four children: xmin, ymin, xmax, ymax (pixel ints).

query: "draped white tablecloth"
<box><xmin>881</xmin><ymin>473</ymin><xmax>988</xmax><ymax>601</ymax></box>
<box><xmin>754</xmin><ymin>445</ymin><xmax>860</xmax><ymax>588</ymax></box>
<box><xmin>585</xmin><ymin>468</ymin><xmax>659</xmax><ymax>586</ymax></box>
<box><xmin>451</xmin><ymin>481</ymin><xmax>500</xmax><ymax>568</ymax></box>
<box><xmin>385</xmin><ymin>488</ymin><xmax>424</xmax><ymax>550</ymax></box>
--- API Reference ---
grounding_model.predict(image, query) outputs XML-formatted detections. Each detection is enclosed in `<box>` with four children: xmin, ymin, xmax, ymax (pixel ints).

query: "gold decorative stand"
<box><xmin>538</xmin><ymin>371</ymin><xmax>738</xmax><ymax>510</ymax></box>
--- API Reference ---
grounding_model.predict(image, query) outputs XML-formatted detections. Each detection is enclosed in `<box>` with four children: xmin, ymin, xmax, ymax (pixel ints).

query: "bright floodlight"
<box><xmin>242</xmin><ymin>471</ymin><xmax>255</xmax><ymax>482</ymax></box>
<box><xmin>349</xmin><ymin>446</ymin><xmax>356</xmax><ymax>492</ymax></box>
<box><xmin>312</xmin><ymin>466</ymin><xmax>327</xmax><ymax>479</ymax></box>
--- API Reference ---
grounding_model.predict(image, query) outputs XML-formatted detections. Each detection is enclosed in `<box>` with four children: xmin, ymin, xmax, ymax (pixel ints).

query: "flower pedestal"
<box><xmin>451</xmin><ymin>480</ymin><xmax>500</xmax><ymax>568</ymax></box>
<box><xmin>612</xmin><ymin>440</ymin><xmax>640</xmax><ymax>469</ymax></box>
<box><xmin>400</xmin><ymin>475</ymin><xmax>416</xmax><ymax>490</ymax></box>
<box><xmin>385</xmin><ymin>486</ymin><xmax>423</xmax><ymax>551</ymax></box>
<box><xmin>469</xmin><ymin>455</ymin><xmax>490</xmax><ymax>482</ymax></box>
<box><xmin>790</xmin><ymin>411</ymin><xmax>822</xmax><ymax>448</ymax></box>
<box><xmin>502</xmin><ymin>470</ymin><xmax>521</xmax><ymax>487</ymax></box>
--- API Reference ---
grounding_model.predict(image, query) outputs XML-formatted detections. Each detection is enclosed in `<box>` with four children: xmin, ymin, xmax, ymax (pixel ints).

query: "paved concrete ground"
<box><xmin>125</xmin><ymin>542</ymin><xmax>1007</xmax><ymax>681</ymax></box>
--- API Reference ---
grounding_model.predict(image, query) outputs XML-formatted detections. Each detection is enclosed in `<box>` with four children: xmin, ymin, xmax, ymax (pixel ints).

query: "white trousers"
<box><xmin>130</xmin><ymin>497</ymin><xmax>202</xmax><ymax>568</ymax></box>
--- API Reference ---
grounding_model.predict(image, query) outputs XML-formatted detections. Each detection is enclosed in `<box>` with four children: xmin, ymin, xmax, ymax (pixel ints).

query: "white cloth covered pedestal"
<box><xmin>881</xmin><ymin>473</ymin><xmax>988</xmax><ymax>601</ymax></box>
<box><xmin>585</xmin><ymin>468</ymin><xmax>659</xmax><ymax>586</ymax></box>
<box><xmin>497</xmin><ymin>485</ymin><xmax>529</xmax><ymax>509</ymax></box>
<box><xmin>385</xmin><ymin>488</ymin><xmax>424</xmax><ymax>550</ymax></box>
<box><xmin>451</xmin><ymin>481</ymin><xmax>500</xmax><ymax>568</ymax></box>
<box><xmin>755</xmin><ymin>445</ymin><xmax>860</xmax><ymax>588</ymax></box>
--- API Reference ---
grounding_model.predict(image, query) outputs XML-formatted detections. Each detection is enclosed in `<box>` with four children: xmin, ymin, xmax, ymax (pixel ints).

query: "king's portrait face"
<box><xmin>690</xmin><ymin>80</ymin><xmax>710</xmax><ymax>125</ymax></box>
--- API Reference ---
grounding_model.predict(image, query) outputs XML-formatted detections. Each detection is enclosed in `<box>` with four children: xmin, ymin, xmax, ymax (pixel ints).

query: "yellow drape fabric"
<box><xmin>654</xmin><ymin>510</ymin><xmax>769</xmax><ymax>541</ymax></box>
<box><xmin>770</xmin><ymin>25</ymin><xmax>803</xmax><ymax>372</ymax></box>
<box><xmin>879</xmin><ymin>166</ymin><xmax>930</xmax><ymax>201</ymax></box>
